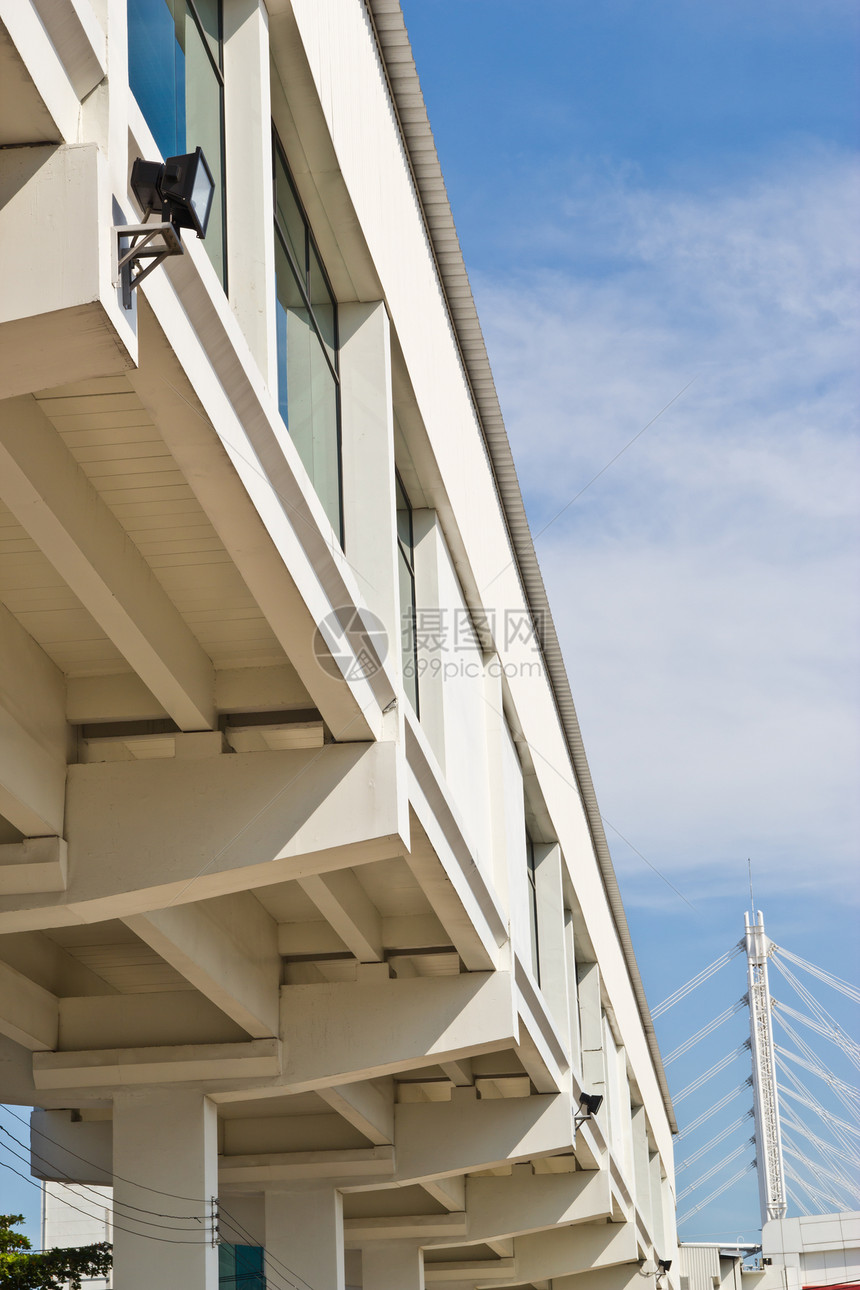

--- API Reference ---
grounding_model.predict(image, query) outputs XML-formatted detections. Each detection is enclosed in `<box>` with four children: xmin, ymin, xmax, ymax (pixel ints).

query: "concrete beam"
<box><xmin>510</xmin><ymin>1220</ymin><xmax>639</xmax><ymax>1285</ymax></box>
<box><xmin>0</xmin><ymin>600</ymin><xmax>68</xmax><ymax>837</ymax></box>
<box><xmin>441</xmin><ymin>1058</ymin><xmax>473</xmax><ymax>1086</ymax></box>
<box><xmin>29</xmin><ymin>0</ymin><xmax>106</xmax><ymax>99</ymax></box>
<box><xmin>0</xmin><ymin>741</ymin><xmax>406</xmax><ymax>931</ymax></box>
<box><xmin>317</xmin><ymin>1079</ymin><xmax>394</xmax><ymax>1145</ymax></box>
<box><xmin>554</xmin><ymin>1267</ymin><xmax>647</xmax><ymax>1290</ymax></box>
<box><xmin>30</xmin><ymin>1109</ymin><xmax>111</xmax><ymax>1184</ymax></box>
<box><xmin>441</xmin><ymin>1167</ymin><xmax>612</xmax><ymax>1246</ymax></box>
<box><xmin>422</xmin><ymin>1173</ymin><xmax>466</xmax><ymax>1213</ymax></box>
<box><xmin>124</xmin><ymin>893</ymin><xmax>281</xmax><ymax>1038</ymax></box>
<box><xmin>56</xmin><ymin>991</ymin><xmax>248</xmax><ymax>1050</ymax></box>
<box><xmin>0</xmin><ymin>705</ymin><xmax>65</xmax><ymax>837</ymax></box>
<box><xmin>220</xmin><ymin>1146</ymin><xmax>394</xmax><ymax>1185</ymax></box>
<box><xmin>423</xmin><ymin>1259</ymin><xmax>516</xmax><ymax>1284</ymax></box>
<box><xmin>0</xmin><ymin>958</ymin><xmax>58</xmax><ymax>1050</ymax></box>
<box><xmin>345</xmin><ymin>1213</ymin><xmax>467</xmax><ymax>1245</ymax></box>
<box><xmin>32</xmin><ymin>1037</ymin><xmax>281</xmax><ymax>1090</ymax></box>
<box><xmin>299</xmin><ymin>869</ymin><xmax>383</xmax><ymax>962</ymax></box>
<box><xmin>0</xmin><ymin>0</ymin><xmax>79</xmax><ymax>142</ymax></box>
<box><xmin>0</xmin><ymin>930</ymin><xmax>117</xmax><ymax>997</ymax></box>
<box><xmin>0</xmin><ymin>838</ymin><xmax>67</xmax><ymax>895</ymax></box>
<box><xmin>393</xmin><ymin>1090</ymin><xmax>573</xmax><ymax>1184</ymax></box>
<box><xmin>280</xmin><ymin>971</ymin><xmax>516</xmax><ymax>1093</ymax></box>
<box><xmin>0</xmin><ymin>396</ymin><xmax>215</xmax><ymax>729</ymax></box>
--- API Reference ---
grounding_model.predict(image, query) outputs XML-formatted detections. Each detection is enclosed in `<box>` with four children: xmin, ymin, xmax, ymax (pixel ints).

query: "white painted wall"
<box><xmin>43</xmin><ymin>1182</ymin><xmax>112</xmax><ymax>1288</ymax></box>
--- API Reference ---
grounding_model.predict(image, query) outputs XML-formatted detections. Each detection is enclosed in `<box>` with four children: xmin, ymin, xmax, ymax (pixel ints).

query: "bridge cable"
<box><xmin>652</xmin><ymin>942</ymin><xmax>744</xmax><ymax>1019</ymax></box>
<box><xmin>664</xmin><ymin>997</ymin><xmax>748</xmax><ymax>1066</ymax></box>
<box><xmin>674</xmin><ymin>1044</ymin><xmax>750</xmax><ymax>1104</ymax></box>
<box><xmin>676</xmin><ymin>1160</ymin><xmax>757</xmax><ymax>1226</ymax></box>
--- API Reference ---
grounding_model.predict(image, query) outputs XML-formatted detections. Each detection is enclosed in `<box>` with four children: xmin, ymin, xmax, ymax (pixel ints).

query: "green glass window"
<box><xmin>396</xmin><ymin>472</ymin><xmax>419</xmax><ymax>713</ymax></box>
<box><xmin>127</xmin><ymin>0</ymin><xmax>226</xmax><ymax>284</ymax></box>
<box><xmin>219</xmin><ymin>1243</ymin><xmax>266</xmax><ymax>1288</ymax></box>
<box><xmin>273</xmin><ymin>135</ymin><xmax>342</xmax><ymax>543</ymax></box>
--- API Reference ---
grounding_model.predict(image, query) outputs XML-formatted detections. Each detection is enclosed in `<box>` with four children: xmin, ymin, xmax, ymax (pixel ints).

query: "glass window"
<box><xmin>396</xmin><ymin>473</ymin><xmax>419</xmax><ymax>713</ymax></box>
<box><xmin>127</xmin><ymin>0</ymin><xmax>226</xmax><ymax>284</ymax></box>
<box><xmin>274</xmin><ymin>135</ymin><xmax>343</xmax><ymax>543</ymax></box>
<box><xmin>219</xmin><ymin>1243</ymin><xmax>266</xmax><ymax>1288</ymax></box>
<box><xmin>526</xmin><ymin>829</ymin><xmax>541</xmax><ymax>984</ymax></box>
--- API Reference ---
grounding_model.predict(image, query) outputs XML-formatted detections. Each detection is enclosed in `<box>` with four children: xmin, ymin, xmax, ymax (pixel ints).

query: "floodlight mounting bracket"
<box><xmin>113</xmin><ymin>220</ymin><xmax>183</xmax><ymax>310</ymax></box>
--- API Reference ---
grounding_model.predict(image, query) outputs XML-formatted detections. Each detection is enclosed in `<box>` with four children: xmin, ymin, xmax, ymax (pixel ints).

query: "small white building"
<box><xmin>0</xmin><ymin>1</ymin><xmax>679</xmax><ymax>1286</ymax></box>
<box><xmin>680</xmin><ymin>1212</ymin><xmax>860</xmax><ymax>1290</ymax></box>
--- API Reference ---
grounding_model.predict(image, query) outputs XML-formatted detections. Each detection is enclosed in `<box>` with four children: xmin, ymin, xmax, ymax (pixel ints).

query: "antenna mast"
<box><xmin>745</xmin><ymin>908</ymin><xmax>787</xmax><ymax>1223</ymax></box>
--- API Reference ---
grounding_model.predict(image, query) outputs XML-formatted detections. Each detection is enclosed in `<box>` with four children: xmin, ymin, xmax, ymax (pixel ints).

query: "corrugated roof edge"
<box><xmin>365</xmin><ymin>0</ymin><xmax>678</xmax><ymax>1135</ymax></box>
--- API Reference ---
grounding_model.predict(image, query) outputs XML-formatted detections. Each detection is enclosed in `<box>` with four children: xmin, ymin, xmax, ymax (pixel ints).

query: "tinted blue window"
<box><xmin>127</xmin><ymin>0</ymin><xmax>226</xmax><ymax>284</ymax></box>
<box><xmin>127</xmin><ymin>0</ymin><xmax>184</xmax><ymax>159</ymax></box>
<box><xmin>273</xmin><ymin>137</ymin><xmax>342</xmax><ymax>544</ymax></box>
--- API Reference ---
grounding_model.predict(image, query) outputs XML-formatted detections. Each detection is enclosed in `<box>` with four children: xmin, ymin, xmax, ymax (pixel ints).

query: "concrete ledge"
<box><xmin>220</xmin><ymin>1145</ymin><xmax>395</xmax><ymax>1184</ymax></box>
<box><xmin>0</xmin><ymin>837</ymin><xmax>67</xmax><ymax>894</ymax></box>
<box><xmin>33</xmin><ymin>1037</ymin><xmax>282</xmax><ymax>1089</ymax></box>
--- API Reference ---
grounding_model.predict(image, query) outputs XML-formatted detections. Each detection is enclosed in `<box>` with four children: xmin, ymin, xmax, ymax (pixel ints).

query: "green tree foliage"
<box><xmin>0</xmin><ymin>1214</ymin><xmax>112</xmax><ymax>1289</ymax></box>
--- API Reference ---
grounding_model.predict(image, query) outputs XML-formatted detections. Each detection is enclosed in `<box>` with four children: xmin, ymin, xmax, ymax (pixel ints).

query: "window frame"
<box><xmin>272</xmin><ymin>129</ymin><xmax>344</xmax><ymax>545</ymax></box>
<box><xmin>526</xmin><ymin>828</ymin><xmax>541</xmax><ymax>985</ymax></box>
<box><xmin>395</xmin><ymin>469</ymin><xmax>419</xmax><ymax>714</ymax></box>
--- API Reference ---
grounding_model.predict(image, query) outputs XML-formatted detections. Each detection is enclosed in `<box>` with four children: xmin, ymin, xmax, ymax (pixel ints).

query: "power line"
<box><xmin>0</xmin><ymin>1125</ymin><xmax>206</xmax><ymax>1229</ymax></box>
<box><xmin>1</xmin><ymin>1105</ymin><xmax>212</xmax><ymax>1205</ymax></box>
<box><xmin>0</xmin><ymin>1159</ymin><xmax>213</xmax><ymax>1246</ymax></box>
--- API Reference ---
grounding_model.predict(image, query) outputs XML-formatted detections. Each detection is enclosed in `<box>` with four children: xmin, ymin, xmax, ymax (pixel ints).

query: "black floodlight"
<box><xmin>130</xmin><ymin>146</ymin><xmax>215</xmax><ymax>238</ymax></box>
<box><xmin>574</xmin><ymin>1091</ymin><xmax>604</xmax><ymax>1130</ymax></box>
<box><xmin>656</xmin><ymin>1259</ymin><xmax>672</xmax><ymax>1276</ymax></box>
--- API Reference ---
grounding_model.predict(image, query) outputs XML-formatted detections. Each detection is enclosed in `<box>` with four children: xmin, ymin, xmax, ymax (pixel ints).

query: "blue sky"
<box><xmin>403</xmin><ymin>0</ymin><xmax>860</xmax><ymax>1246</ymax></box>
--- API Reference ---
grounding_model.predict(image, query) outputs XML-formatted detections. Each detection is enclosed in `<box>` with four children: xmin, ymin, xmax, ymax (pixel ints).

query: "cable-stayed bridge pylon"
<box><xmin>654</xmin><ymin>908</ymin><xmax>860</xmax><ymax>1233</ymax></box>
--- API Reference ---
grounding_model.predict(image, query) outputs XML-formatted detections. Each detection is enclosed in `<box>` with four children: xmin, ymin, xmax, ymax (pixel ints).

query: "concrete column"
<box><xmin>224</xmin><ymin>0</ymin><xmax>277</xmax><ymax>388</ymax></box>
<box><xmin>577</xmin><ymin>961</ymin><xmax>608</xmax><ymax>1137</ymax></box>
<box><xmin>339</xmin><ymin>301</ymin><xmax>398</xmax><ymax>664</ymax></box>
<box><xmin>534</xmin><ymin>842</ymin><xmax>570</xmax><ymax>1046</ymax></box>
<box><xmin>112</xmin><ymin>1089</ymin><xmax>218</xmax><ymax>1290</ymax></box>
<box><xmin>631</xmin><ymin>1105</ymin><xmax>653</xmax><ymax>1231</ymax></box>
<box><xmin>265</xmin><ymin>1187</ymin><xmax>345</xmax><ymax>1290</ymax></box>
<box><xmin>564</xmin><ymin>911</ymin><xmax>582</xmax><ymax>1078</ymax></box>
<box><xmin>362</xmin><ymin>1242</ymin><xmax>424</xmax><ymax>1290</ymax></box>
<box><xmin>412</xmin><ymin>509</ymin><xmax>446</xmax><ymax>765</ymax></box>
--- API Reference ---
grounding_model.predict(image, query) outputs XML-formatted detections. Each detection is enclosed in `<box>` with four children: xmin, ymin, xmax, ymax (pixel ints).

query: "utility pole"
<box><xmin>745</xmin><ymin>909</ymin><xmax>787</xmax><ymax>1223</ymax></box>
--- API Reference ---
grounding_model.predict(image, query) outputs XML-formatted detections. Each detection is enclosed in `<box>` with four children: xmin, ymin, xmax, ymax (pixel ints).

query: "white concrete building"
<box><xmin>0</xmin><ymin>1</ymin><xmax>680</xmax><ymax>1287</ymax></box>
<box><xmin>680</xmin><ymin>1213</ymin><xmax>860</xmax><ymax>1290</ymax></box>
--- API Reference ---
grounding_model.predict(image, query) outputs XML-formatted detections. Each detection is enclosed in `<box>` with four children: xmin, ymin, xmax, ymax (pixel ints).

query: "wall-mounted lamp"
<box><xmin>114</xmin><ymin>147</ymin><xmax>215</xmax><ymax>309</ymax></box>
<box><xmin>574</xmin><ymin>1091</ymin><xmax>603</xmax><ymax>1130</ymax></box>
<box><xmin>656</xmin><ymin>1258</ymin><xmax>672</xmax><ymax>1279</ymax></box>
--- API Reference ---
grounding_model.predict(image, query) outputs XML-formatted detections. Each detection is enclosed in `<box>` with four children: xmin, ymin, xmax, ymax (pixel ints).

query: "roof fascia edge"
<box><xmin>364</xmin><ymin>0</ymin><xmax>677</xmax><ymax>1134</ymax></box>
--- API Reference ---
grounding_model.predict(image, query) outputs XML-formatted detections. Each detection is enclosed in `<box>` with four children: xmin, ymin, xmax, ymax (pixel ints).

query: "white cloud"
<box><xmin>476</xmin><ymin>147</ymin><xmax>860</xmax><ymax>900</ymax></box>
